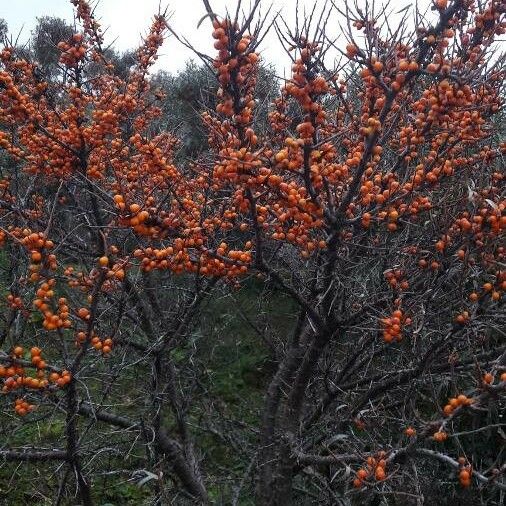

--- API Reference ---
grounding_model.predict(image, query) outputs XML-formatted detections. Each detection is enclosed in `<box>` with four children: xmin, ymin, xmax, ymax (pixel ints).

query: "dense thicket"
<box><xmin>0</xmin><ymin>1</ymin><xmax>505</xmax><ymax>505</ymax></box>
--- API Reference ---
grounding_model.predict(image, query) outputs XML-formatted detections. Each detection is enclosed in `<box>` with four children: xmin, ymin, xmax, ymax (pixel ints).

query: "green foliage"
<box><xmin>31</xmin><ymin>17</ymin><xmax>74</xmax><ymax>78</ymax></box>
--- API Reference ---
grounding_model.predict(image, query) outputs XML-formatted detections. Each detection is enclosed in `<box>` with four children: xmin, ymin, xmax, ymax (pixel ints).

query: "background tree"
<box><xmin>151</xmin><ymin>61</ymin><xmax>278</xmax><ymax>158</ymax></box>
<box><xmin>31</xmin><ymin>17</ymin><xmax>75</xmax><ymax>78</ymax></box>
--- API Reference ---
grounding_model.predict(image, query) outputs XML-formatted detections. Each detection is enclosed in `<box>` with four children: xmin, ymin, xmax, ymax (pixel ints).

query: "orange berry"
<box><xmin>375</xmin><ymin>467</ymin><xmax>386</xmax><ymax>480</ymax></box>
<box><xmin>373</xmin><ymin>61</ymin><xmax>383</xmax><ymax>72</ymax></box>
<box><xmin>460</xmin><ymin>470</ymin><xmax>470</xmax><ymax>480</ymax></box>
<box><xmin>483</xmin><ymin>373</ymin><xmax>493</xmax><ymax>384</ymax></box>
<box><xmin>405</xmin><ymin>427</ymin><xmax>416</xmax><ymax>437</ymax></box>
<box><xmin>443</xmin><ymin>404</ymin><xmax>453</xmax><ymax>416</ymax></box>
<box><xmin>457</xmin><ymin>394</ymin><xmax>467</xmax><ymax>405</ymax></box>
<box><xmin>346</xmin><ymin>44</ymin><xmax>359</xmax><ymax>58</ymax></box>
<box><xmin>435</xmin><ymin>240</ymin><xmax>445</xmax><ymax>251</ymax></box>
<box><xmin>460</xmin><ymin>478</ymin><xmax>471</xmax><ymax>488</ymax></box>
<box><xmin>13</xmin><ymin>346</ymin><xmax>24</xmax><ymax>356</ymax></box>
<box><xmin>398</xmin><ymin>60</ymin><xmax>409</xmax><ymax>71</ymax></box>
<box><xmin>357</xmin><ymin>469</ymin><xmax>368</xmax><ymax>480</ymax></box>
<box><xmin>77</xmin><ymin>307</ymin><xmax>89</xmax><ymax>319</ymax></box>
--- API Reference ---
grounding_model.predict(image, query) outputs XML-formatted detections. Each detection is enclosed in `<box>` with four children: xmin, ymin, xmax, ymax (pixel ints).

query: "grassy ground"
<box><xmin>0</xmin><ymin>274</ymin><xmax>296</xmax><ymax>505</ymax></box>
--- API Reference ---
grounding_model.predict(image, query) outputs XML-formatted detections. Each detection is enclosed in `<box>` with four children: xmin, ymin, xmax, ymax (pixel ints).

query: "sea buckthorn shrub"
<box><xmin>0</xmin><ymin>0</ymin><xmax>504</xmax><ymax>504</ymax></box>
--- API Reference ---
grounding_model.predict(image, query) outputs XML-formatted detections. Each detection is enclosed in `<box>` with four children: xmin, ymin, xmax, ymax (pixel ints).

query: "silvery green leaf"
<box><xmin>485</xmin><ymin>199</ymin><xmax>498</xmax><ymax>210</ymax></box>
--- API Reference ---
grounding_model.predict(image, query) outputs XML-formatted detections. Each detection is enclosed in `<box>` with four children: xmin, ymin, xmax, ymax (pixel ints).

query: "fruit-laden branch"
<box><xmin>292</xmin><ymin>447</ymin><xmax>506</xmax><ymax>491</ymax></box>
